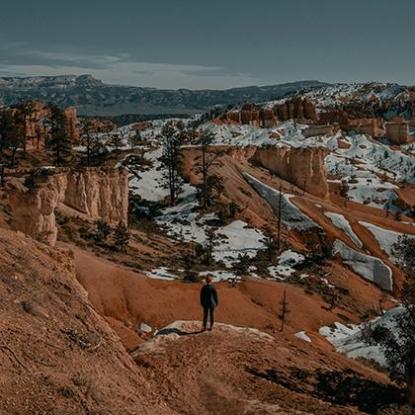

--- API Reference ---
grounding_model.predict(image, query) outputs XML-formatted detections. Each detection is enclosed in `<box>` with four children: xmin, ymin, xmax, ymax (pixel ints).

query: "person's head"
<box><xmin>205</xmin><ymin>275</ymin><xmax>213</xmax><ymax>284</ymax></box>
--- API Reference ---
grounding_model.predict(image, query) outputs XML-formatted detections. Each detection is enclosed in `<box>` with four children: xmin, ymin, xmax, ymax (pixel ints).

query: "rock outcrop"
<box><xmin>8</xmin><ymin>167</ymin><xmax>128</xmax><ymax>246</ymax></box>
<box><xmin>272</xmin><ymin>98</ymin><xmax>318</xmax><ymax>122</ymax></box>
<box><xmin>12</xmin><ymin>101</ymin><xmax>80</xmax><ymax>151</ymax></box>
<box><xmin>384</xmin><ymin>118</ymin><xmax>412</xmax><ymax>144</ymax></box>
<box><xmin>220</xmin><ymin>99</ymin><xmax>317</xmax><ymax>126</ymax></box>
<box><xmin>252</xmin><ymin>146</ymin><xmax>329</xmax><ymax>198</ymax></box>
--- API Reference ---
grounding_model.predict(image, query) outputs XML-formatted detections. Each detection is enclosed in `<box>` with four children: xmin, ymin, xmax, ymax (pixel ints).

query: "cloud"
<box><xmin>0</xmin><ymin>41</ymin><xmax>262</xmax><ymax>89</ymax></box>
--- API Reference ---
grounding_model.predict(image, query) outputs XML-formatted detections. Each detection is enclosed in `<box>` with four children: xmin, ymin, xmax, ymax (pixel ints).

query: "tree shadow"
<box><xmin>156</xmin><ymin>327</ymin><xmax>205</xmax><ymax>336</ymax></box>
<box><xmin>247</xmin><ymin>366</ymin><xmax>406</xmax><ymax>413</ymax></box>
<box><xmin>313</xmin><ymin>368</ymin><xmax>406</xmax><ymax>413</ymax></box>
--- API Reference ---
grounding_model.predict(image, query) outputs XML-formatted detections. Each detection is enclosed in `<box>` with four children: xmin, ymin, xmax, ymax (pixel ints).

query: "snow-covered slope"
<box><xmin>320</xmin><ymin>306</ymin><xmax>404</xmax><ymax>367</ymax></box>
<box><xmin>333</xmin><ymin>240</ymin><xmax>393</xmax><ymax>291</ymax></box>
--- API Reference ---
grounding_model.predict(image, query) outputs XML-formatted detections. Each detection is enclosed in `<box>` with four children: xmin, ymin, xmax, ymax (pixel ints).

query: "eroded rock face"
<box><xmin>385</xmin><ymin>119</ymin><xmax>412</xmax><ymax>144</ymax></box>
<box><xmin>252</xmin><ymin>146</ymin><xmax>329</xmax><ymax>198</ymax></box>
<box><xmin>8</xmin><ymin>168</ymin><xmax>128</xmax><ymax>246</ymax></box>
<box><xmin>220</xmin><ymin>99</ymin><xmax>317</xmax><ymax>127</ymax></box>
<box><xmin>272</xmin><ymin>98</ymin><xmax>318</xmax><ymax>122</ymax></box>
<box><xmin>8</xmin><ymin>179</ymin><xmax>61</xmax><ymax>246</ymax></box>
<box><xmin>16</xmin><ymin>101</ymin><xmax>79</xmax><ymax>151</ymax></box>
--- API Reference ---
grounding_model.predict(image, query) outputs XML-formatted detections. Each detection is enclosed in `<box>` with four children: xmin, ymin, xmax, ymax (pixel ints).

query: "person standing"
<box><xmin>200</xmin><ymin>275</ymin><xmax>218</xmax><ymax>331</ymax></box>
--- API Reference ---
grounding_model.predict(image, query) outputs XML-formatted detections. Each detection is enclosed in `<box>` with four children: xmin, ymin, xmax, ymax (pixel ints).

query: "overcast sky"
<box><xmin>0</xmin><ymin>0</ymin><xmax>414</xmax><ymax>89</ymax></box>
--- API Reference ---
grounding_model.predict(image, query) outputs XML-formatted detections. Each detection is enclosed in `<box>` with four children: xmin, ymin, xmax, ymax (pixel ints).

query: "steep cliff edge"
<box><xmin>252</xmin><ymin>146</ymin><xmax>330</xmax><ymax>198</ymax></box>
<box><xmin>7</xmin><ymin>167</ymin><xmax>128</xmax><ymax>246</ymax></box>
<box><xmin>0</xmin><ymin>228</ymin><xmax>173</xmax><ymax>414</ymax></box>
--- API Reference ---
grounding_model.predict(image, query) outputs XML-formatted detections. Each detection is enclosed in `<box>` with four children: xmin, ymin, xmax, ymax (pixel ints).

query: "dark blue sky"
<box><xmin>0</xmin><ymin>0</ymin><xmax>414</xmax><ymax>89</ymax></box>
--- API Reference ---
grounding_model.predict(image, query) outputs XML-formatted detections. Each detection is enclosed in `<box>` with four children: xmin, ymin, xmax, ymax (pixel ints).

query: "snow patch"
<box><xmin>324</xmin><ymin>212</ymin><xmax>362</xmax><ymax>248</ymax></box>
<box><xmin>333</xmin><ymin>240</ymin><xmax>393</xmax><ymax>291</ymax></box>
<box><xmin>244</xmin><ymin>173</ymin><xmax>320</xmax><ymax>230</ymax></box>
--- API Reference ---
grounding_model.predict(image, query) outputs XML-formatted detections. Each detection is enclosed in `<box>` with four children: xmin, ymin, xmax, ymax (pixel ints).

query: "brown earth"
<box><xmin>0</xmin><ymin>228</ymin><xmax>174</xmax><ymax>415</ymax></box>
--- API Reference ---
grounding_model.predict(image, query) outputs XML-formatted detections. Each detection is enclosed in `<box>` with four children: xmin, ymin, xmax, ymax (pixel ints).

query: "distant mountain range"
<box><xmin>0</xmin><ymin>75</ymin><xmax>328</xmax><ymax>116</ymax></box>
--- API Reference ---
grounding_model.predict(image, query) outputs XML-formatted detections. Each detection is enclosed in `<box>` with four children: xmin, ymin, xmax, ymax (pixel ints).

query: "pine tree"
<box><xmin>161</xmin><ymin>122</ymin><xmax>183</xmax><ymax>206</ymax></box>
<box><xmin>276</xmin><ymin>185</ymin><xmax>284</xmax><ymax>251</ymax></box>
<box><xmin>278</xmin><ymin>288</ymin><xmax>290</xmax><ymax>332</ymax></box>
<box><xmin>95</xmin><ymin>220</ymin><xmax>111</xmax><ymax>242</ymax></box>
<box><xmin>80</xmin><ymin>118</ymin><xmax>94</xmax><ymax>167</ymax></box>
<box><xmin>109</xmin><ymin>133</ymin><xmax>123</xmax><ymax>150</ymax></box>
<box><xmin>129</xmin><ymin>130</ymin><xmax>142</xmax><ymax>147</ymax></box>
<box><xmin>233</xmin><ymin>252</ymin><xmax>250</xmax><ymax>276</ymax></box>
<box><xmin>0</xmin><ymin>109</ymin><xmax>15</xmax><ymax>163</ymax></box>
<box><xmin>113</xmin><ymin>222</ymin><xmax>130</xmax><ymax>252</ymax></box>
<box><xmin>15</xmin><ymin>100</ymin><xmax>35</xmax><ymax>153</ymax></box>
<box><xmin>47</xmin><ymin>105</ymin><xmax>72</xmax><ymax>166</ymax></box>
<box><xmin>197</xmin><ymin>130</ymin><xmax>224</xmax><ymax>208</ymax></box>
<box><xmin>363</xmin><ymin>235</ymin><xmax>415</xmax><ymax>407</ymax></box>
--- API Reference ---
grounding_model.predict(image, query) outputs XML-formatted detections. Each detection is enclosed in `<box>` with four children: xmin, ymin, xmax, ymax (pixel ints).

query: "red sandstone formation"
<box><xmin>252</xmin><ymin>146</ymin><xmax>330</xmax><ymax>198</ymax></box>
<box><xmin>7</xmin><ymin>167</ymin><xmax>128</xmax><ymax>246</ymax></box>
<box><xmin>220</xmin><ymin>99</ymin><xmax>317</xmax><ymax>127</ymax></box>
<box><xmin>303</xmin><ymin>124</ymin><xmax>338</xmax><ymax>137</ymax></box>
<box><xmin>13</xmin><ymin>101</ymin><xmax>80</xmax><ymax>151</ymax></box>
<box><xmin>272</xmin><ymin>98</ymin><xmax>318</xmax><ymax>122</ymax></box>
<box><xmin>385</xmin><ymin>118</ymin><xmax>412</xmax><ymax>144</ymax></box>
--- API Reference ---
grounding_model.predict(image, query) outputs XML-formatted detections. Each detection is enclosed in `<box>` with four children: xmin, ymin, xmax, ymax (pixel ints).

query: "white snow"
<box><xmin>324</xmin><ymin>212</ymin><xmax>362</xmax><ymax>248</ymax></box>
<box><xmin>243</xmin><ymin>173</ymin><xmax>320</xmax><ymax>230</ymax></box>
<box><xmin>268</xmin><ymin>250</ymin><xmax>305</xmax><ymax>280</ymax></box>
<box><xmin>333</xmin><ymin>240</ymin><xmax>393</xmax><ymax>291</ymax></box>
<box><xmin>359</xmin><ymin>221</ymin><xmax>415</xmax><ymax>262</ymax></box>
<box><xmin>213</xmin><ymin>220</ymin><xmax>266</xmax><ymax>267</ymax></box>
<box><xmin>294</xmin><ymin>331</ymin><xmax>312</xmax><ymax>343</ymax></box>
<box><xmin>128</xmin><ymin>147</ymin><xmax>170</xmax><ymax>202</ymax></box>
<box><xmin>145</xmin><ymin>267</ymin><xmax>178</xmax><ymax>281</ymax></box>
<box><xmin>199</xmin><ymin>270</ymin><xmax>239</xmax><ymax>282</ymax></box>
<box><xmin>319</xmin><ymin>306</ymin><xmax>404</xmax><ymax>367</ymax></box>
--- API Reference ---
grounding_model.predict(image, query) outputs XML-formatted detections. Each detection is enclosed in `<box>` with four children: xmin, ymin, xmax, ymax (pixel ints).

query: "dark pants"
<box><xmin>203</xmin><ymin>307</ymin><xmax>215</xmax><ymax>329</ymax></box>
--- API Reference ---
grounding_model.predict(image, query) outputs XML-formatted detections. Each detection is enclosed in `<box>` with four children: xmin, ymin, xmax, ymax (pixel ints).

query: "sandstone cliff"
<box><xmin>15</xmin><ymin>101</ymin><xmax>80</xmax><ymax>151</ymax></box>
<box><xmin>252</xmin><ymin>146</ymin><xmax>329</xmax><ymax>198</ymax></box>
<box><xmin>8</xmin><ymin>167</ymin><xmax>128</xmax><ymax>246</ymax></box>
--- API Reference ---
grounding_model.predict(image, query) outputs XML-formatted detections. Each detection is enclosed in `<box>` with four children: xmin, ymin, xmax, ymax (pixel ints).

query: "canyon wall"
<box><xmin>252</xmin><ymin>146</ymin><xmax>329</xmax><ymax>198</ymax></box>
<box><xmin>8</xmin><ymin>167</ymin><xmax>128</xmax><ymax>246</ymax></box>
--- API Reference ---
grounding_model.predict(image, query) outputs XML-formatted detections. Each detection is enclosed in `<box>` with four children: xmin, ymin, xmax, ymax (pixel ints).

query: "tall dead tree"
<box><xmin>197</xmin><ymin>129</ymin><xmax>223</xmax><ymax>208</ymax></box>
<box><xmin>277</xmin><ymin>184</ymin><xmax>284</xmax><ymax>251</ymax></box>
<box><xmin>81</xmin><ymin>118</ymin><xmax>94</xmax><ymax>167</ymax></box>
<box><xmin>161</xmin><ymin>122</ymin><xmax>183</xmax><ymax>206</ymax></box>
<box><xmin>278</xmin><ymin>288</ymin><xmax>290</xmax><ymax>332</ymax></box>
<box><xmin>47</xmin><ymin>105</ymin><xmax>72</xmax><ymax>167</ymax></box>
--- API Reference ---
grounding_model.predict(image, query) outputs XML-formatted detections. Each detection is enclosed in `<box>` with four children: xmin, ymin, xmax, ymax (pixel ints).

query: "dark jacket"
<box><xmin>200</xmin><ymin>283</ymin><xmax>218</xmax><ymax>308</ymax></box>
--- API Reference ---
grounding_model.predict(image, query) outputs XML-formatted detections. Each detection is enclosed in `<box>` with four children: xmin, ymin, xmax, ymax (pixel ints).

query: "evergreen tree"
<box><xmin>363</xmin><ymin>235</ymin><xmax>415</xmax><ymax>407</ymax></box>
<box><xmin>113</xmin><ymin>222</ymin><xmax>130</xmax><ymax>251</ymax></box>
<box><xmin>0</xmin><ymin>108</ymin><xmax>25</xmax><ymax>167</ymax></box>
<box><xmin>161</xmin><ymin>122</ymin><xmax>183</xmax><ymax>206</ymax></box>
<box><xmin>47</xmin><ymin>105</ymin><xmax>72</xmax><ymax>166</ymax></box>
<box><xmin>278</xmin><ymin>288</ymin><xmax>290</xmax><ymax>332</ymax></box>
<box><xmin>109</xmin><ymin>133</ymin><xmax>123</xmax><ymax>150</ymax></box>
<box><xmin>95</xmin><ymin>220</ymin><xmax>111</xmax><ymax>242</ymax></box>
<box><xmin>80</xmin><ymin>118</ymin><xmax>94</xmax><ymax>167</ymax></box>
<box><xmin>197</xmin><ymin>130</ymin><xmax>223</xmax><ymax>208</ymax></box>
